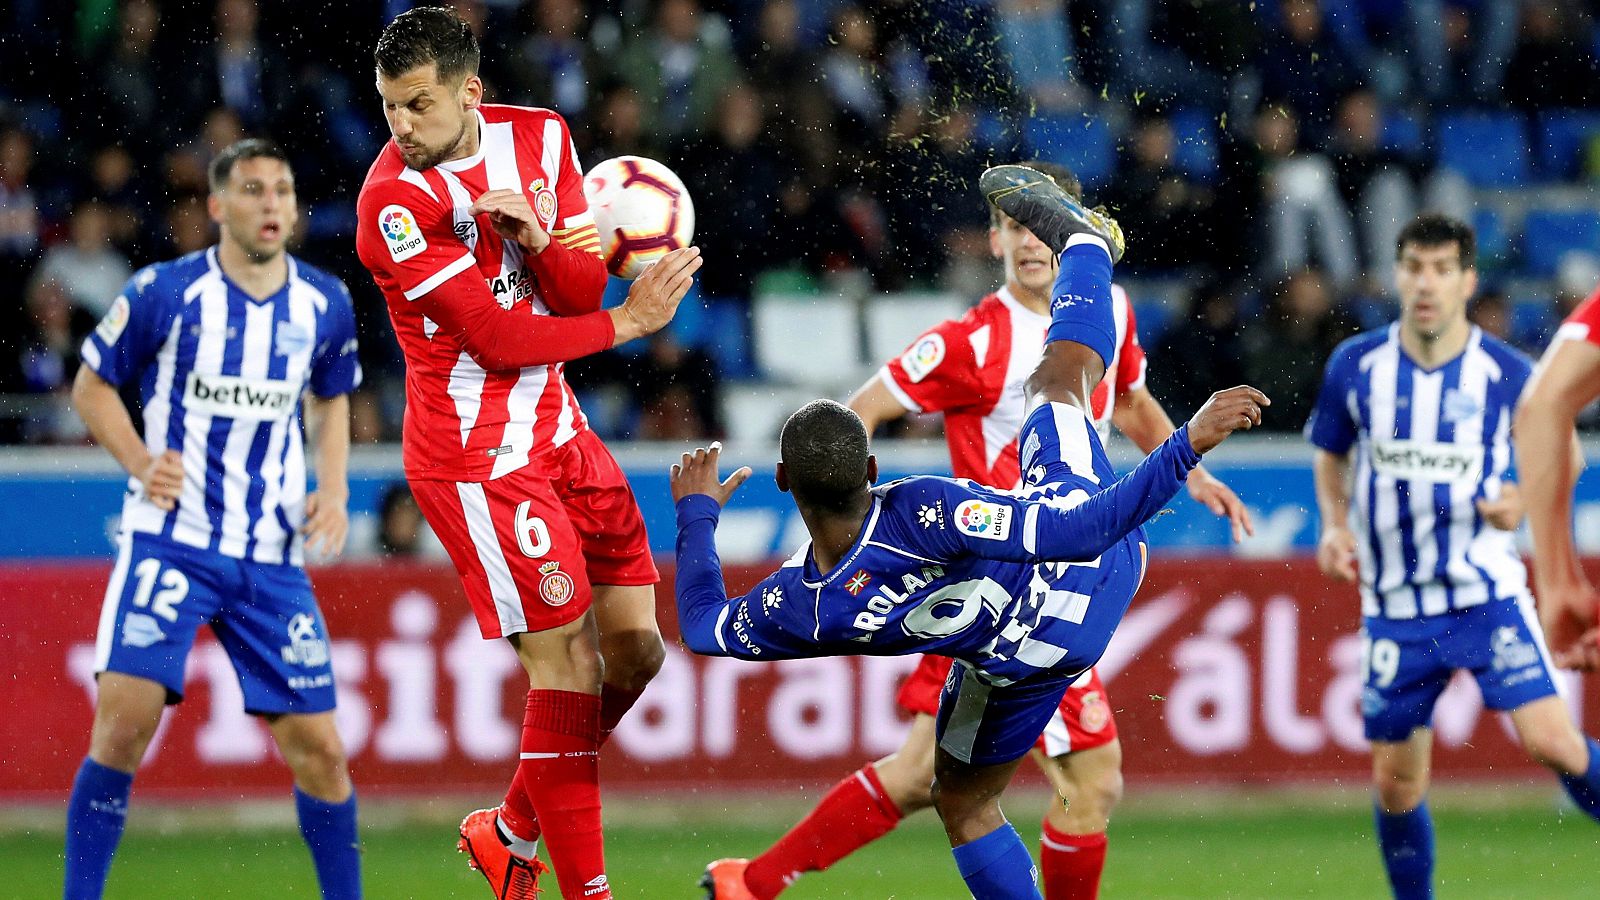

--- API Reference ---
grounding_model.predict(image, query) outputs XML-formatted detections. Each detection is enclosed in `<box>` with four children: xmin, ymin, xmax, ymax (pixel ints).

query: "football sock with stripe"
<box><xmin>1044</xmin><ymin>236</ymin><xmax>1116</xmax><ymax>369</ymax></box>
<box><xmin>1557</xmin><ymin>737</ymin><xmax>1600</xmax><ymax>820</ymax></box>
<box><xmin>1375</xmin><ymin>803</ymin><xmax>1434</xmax><ymax>900</ymax></box>
<box><xmin>499</xmin><ymin>682</ymin><xmax>649</xmax><ymax>849</ymax></box>
<box><xmin>64</xmin><ymin>757</ymin><xmax>133</xmax><ymax>899</ymax></box>
<box><xmin>294</xmin><ymin>787</ymin><xmax>361</xmax><ymax>900</ymax></box>
<box><xmin>518</xmin><ymin>689</ymin><xmax>609</xmax><ymax>900</ymax></box>
<box><xmin>1039</xmin><ymin>822</ymin><xmax>1106</xmax><ymax>900</ymax></box>
<box><xmin>744</xmin><ymin>764</ymin><xmax>904</xmax><ymax>899</ymax></box>
<box><xmin>952</xmin><ymin>821</ymin><xmax>1044</xmax><ymax>900</ymax></box>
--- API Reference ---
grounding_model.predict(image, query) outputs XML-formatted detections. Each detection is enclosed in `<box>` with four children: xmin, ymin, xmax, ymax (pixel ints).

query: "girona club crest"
<box><xmin>538</xmin><ymin>560</ymin><xmax>575</xmax><ymax>607</ymax></box>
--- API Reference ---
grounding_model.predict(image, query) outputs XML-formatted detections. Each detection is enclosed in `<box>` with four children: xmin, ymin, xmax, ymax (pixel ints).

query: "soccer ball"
<box><xmin>583</xmin><ymin>156</ymin><xmax>696</xmax><ymax>279</ymax></box>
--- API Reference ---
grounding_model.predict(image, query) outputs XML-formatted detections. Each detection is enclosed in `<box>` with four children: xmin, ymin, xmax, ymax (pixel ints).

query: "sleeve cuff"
<box><xmin>676</xmin><ymin>493</ymin><xmax>723</xmax><ymax>527</ymax></box>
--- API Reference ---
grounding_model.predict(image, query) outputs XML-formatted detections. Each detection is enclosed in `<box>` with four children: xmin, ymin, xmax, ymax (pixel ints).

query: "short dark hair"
<box><xmin>1396</xmin><ymin>214</ymin><xmax>1476</xmax><ymax>269</ymax></box>
<box><xmin>780</xmin><ymin>400</ymin><xmax>871</xmax><ymax>512</ymax></box>
<box><xmin>375</xmin><ymin>5</ymin><xmax>480</xmax><ymax>83</ymax></box>
<box><xmin>989</xmin><ymin>160</ymin><xmax>1083</xmax><ymax>226</ymax></box>
<box><xmin>208</xmin><ymin>138</ymin><xmax>290</xmax><ymax>191</ymax></box>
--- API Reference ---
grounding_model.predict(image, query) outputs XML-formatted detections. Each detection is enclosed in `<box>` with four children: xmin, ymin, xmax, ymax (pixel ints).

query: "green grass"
<box><xmin>8</xmin><ymin>790</ymin><xmax>1600</xmax><ymax>897</ymax></box>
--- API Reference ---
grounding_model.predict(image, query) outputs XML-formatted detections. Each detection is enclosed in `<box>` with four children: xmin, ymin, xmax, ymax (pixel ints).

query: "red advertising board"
<box><xmin>2</xmin><ymin>558</ymin><xmax>1590</xmax><ymax>800</ymax></box>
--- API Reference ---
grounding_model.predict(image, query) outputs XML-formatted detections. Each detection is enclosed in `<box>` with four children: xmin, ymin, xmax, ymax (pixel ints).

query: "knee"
<box><xmin>1374</xmin><ymin>770</ymin><xmax>1428</xmax><ymax>813</ymax></box>
<box><xmin>1071</xmin><ymin>766</ymin><xmax>1124</xmax><ymax>824</ymax></box>
<box><xmin>89</xmin><ymin>706</ymin><xmax>162</xmax><ymax>772</ymax></box>
<box><xmin>282</xmin><ymin>730</ymin><xmax>351</xmax><ymax>798</ymax></box>
<box><xmin>600</xmin><ymin>629</ymin><xmax>664</xmax><ymax>692</ymax></box>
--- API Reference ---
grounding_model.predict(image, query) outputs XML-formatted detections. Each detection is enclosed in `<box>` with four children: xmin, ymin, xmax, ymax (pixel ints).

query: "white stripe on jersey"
<box><xmin>448</xmin><ymin>351</ymin><xmax>487</xmax><ymax>447</ymax></box>
<box><xmin>171</xmin><ymin>259</ymin><xmax>229</xmax><ymax>550</ymax></box>
<box><xmin>93</xmin><ymin>537</ymin><xmax>135</xmax><ymax>672</ymax></box>
<box><xmin>492</xmin><ymin>366</ymin><xmax>548</xmax><ymax>479</ymax></box>
<box><xmin>403</xmin><ymin>251</ymin><xmax>475</xmax><ymax>300</ymax></box>
<box><xmin>1051</xmin><ymin>403</ymin><xmax>1101</xmax><ymax>485</ymax></box>
<box><xmin>456</xmin><ymin>482</ymin><xmax>527</xmax><ymax>634</ymax></box>
<box><xmin>122</xmin><ymin>316</ymin><xmax>185</xmax><ymax>537</ymax></box>
<box><xmin>217</xmin><ymin>298</ymin><xmax>278</xmax><ymax>557</ymax></box>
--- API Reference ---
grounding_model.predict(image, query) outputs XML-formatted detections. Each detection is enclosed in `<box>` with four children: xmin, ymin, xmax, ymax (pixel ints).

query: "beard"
<box><xmin>400</xmin><ymin>118</ymin><xmax>471</xmax><ymax>171</ymax></box>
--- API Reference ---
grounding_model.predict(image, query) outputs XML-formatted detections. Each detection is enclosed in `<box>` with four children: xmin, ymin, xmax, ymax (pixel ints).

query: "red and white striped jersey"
<box><xmin>357</xmin><ymin>105</ymin><xmax>609</xmax><ymax>482</ymax></box>
<box><xmin>1556</xmin><ymin>284</ymin><xmax>1600</xmax><ymax>346</ymax></box>
<box><xmin>879</xmin><ymin>284</ymin><xmax>1146</xmax><ymax>488</ymax></box>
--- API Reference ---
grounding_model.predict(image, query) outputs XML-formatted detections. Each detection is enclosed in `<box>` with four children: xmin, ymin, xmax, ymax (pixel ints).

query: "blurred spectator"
<box><xmin>31</xmin><ymin>200</ymin><xmax>133</xmax><ymax>317</ymax></box>
<box><xmin>819</xmin><ymin>5</ymin><xmax>896</xmax><ymax>144</ymax></box>
<box><xmin>0</xmin><ymin>125</ymin><xmax>40</xmax><ymax>259</ymax></box>
<box><xmin>502</xmin><ymin>0</ymin><xmax>596</xmax><ymax>114</ymax></box>
<box><xmin>349</xmin><ymin>388</ymin><xmax>386</xmax><ymax>444</ymax></box>
<box><xmin>377</xmin><ymin>482</ymin><xmax>425</xmax><ymax>556</ymax></box>
<box><xmin>879</xmin><ymin>106</ymin><xmax>989</xmax><ymax>287</ymax></box>
<box><xmin>1260</xmin><ymin>0</ymin><xmax>1362</xmax><ymax>143</ymax></box>
<box><xmin>672</xmin><ymin>82</ymin><xmax>785</xmax><ymax>301</ymax></box>
<box><xmin>1502</xmin><ymin>1</ymin><xmax>1598</xmax><ymax>110</ymax></box>
<box><xmin>81</xmin><ymin>145</ymin><xmax>151</xmax><ymax>261</ymax></box>
<box><xmin>1327</xmin><ymin>89</ymin><xmax>1469</xmax><ymax>276</ymax></box>
<box><xmin>1242</xmin><ymin>267</ymin><xmax>1360</xmax><ymax>430</ymax></box>
<box><xmin>1252</xmin><ymin>106</ymin><xmax>1361</xmax><ymax>289</ymax></box>
<box><xmin>1406</xmin><ymin>0</ymin><xmax>1521</xmax><ymax>106</ymax></box>
<box><xmin>995</xmin><ymin>1</ymin><xmax>1082</xmax><ymax>112</ymax></box>
<box><xmin>1106</xmin><ymin>110</ymin><xmax>1217</xmax><ymax>272</ymax></box>
<box><xmin>585</xmin><ymin>83</ymin><xmax>665</xmax><ymax>163</ymax></box>
<box><xmin>1100</xmin><ymin>0</ymin><xmax>1232</xmax><ymax>110</ymax></box>
<box><xmin>200</xmin><ymin>0</ymin><xmax>276</xmax><ymax>130</ymax></box>
<box><xmin>741</xmin><ymin>0</ymin><xmax>826</xmax><ymax>148</ymax></box>
<box><xmin>611</xmin><ymin>0</ymin><xmax>739</xmax><ymax>139</ymax></box>
<box><xmin>82</xmin><ymin>0</ymin><xmax>171</xmax><ymax>159</ymax></box>
<box><xmin>630</xmin><ymin>334</ymin><xmax>724</xmax><ymax>440</ymax></box>
<box><xmin>164</xmin><ymin>195</ymin><xmax>214</xmax><ymax>258</ymax></box>
<box><xmin>1149</xmin><ymin>278</ymin><xmax>1250</xmax><ymax>420</ymax></box>
<box><xmin>165</xmin><ymin>108</ymin><xmax>247</xmax><ymax>197</ymax></box>
<box><xmin>17</xmin><ymin>278</ymin><xmax>93</xmax><ymax>443</ymax></box>
<box><xmin>1469</xmin><ymin>288</ymin><xmax>1512</xmax><ymax>343</ymax></box>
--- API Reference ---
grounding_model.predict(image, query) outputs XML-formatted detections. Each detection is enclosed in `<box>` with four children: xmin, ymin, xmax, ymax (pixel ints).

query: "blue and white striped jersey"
<box><xmin>80</xmin><ymin>248</ymin><xmax>363</xmax><ymax>566</ymax></box>
<box><xmin>1306</xmin><ymin>325</ymin><xmax>1532</xmax><ymax>619</ymax></box>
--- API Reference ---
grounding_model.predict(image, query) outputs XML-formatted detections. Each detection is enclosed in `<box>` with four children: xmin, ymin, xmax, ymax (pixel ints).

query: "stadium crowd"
<box><xmin>2</xmin><ymin>0</ymin><xmax>1600</xmax><ymax>444</ymax></box>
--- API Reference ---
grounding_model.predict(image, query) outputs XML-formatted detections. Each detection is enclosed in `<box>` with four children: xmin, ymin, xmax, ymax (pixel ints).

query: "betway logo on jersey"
<box><xmin>1369</xmin><ymin>439</ymin><xmax>1483</xmax><ymax>483</ymax></box>
<box><xmin>185</xmin><ymin>372</ymin><xmax>297</xmax><ymax>422</ymax></box>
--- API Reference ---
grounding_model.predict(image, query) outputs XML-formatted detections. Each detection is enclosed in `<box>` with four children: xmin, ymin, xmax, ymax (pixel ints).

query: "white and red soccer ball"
<box><xmin>582</xmin><ymin>156</ymin><xmax>696</xmax><ymax>279</ymax></box>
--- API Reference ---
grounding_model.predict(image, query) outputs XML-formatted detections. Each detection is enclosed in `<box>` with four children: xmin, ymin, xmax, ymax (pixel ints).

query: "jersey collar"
<box><xmin>996</xmin><ymin>284</ymin><xmax>1049</xmax><ymax>327</ymax></box>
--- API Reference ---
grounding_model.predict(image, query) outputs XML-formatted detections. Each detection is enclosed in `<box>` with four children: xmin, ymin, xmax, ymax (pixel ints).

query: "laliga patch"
<box><xmin>900</xmin><ymin>334</ymin><xmax>945</xmax><ymax>383</ymax></box>
<box><xmin>539</xmin><ymin>560</ymin><xmax>576</xmax><ymax>607</ymax></box>
<box><xmin>955</xmin><ymin>499</ymin><xmax>1012</xmax><ymax>541</ymax></box>
<box><xmin>96</xmin><ymin>295</ymin><xmax>131</xmax><ymax>345</ymax></box>
<box><xmin>379</xmin><ymin>204</ymin><xmax>427</xmax><ymax>262</ymax></box>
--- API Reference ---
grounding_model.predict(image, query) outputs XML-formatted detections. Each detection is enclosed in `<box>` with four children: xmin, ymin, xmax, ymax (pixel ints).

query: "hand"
<box><xmin>1185</xmin><ymin>386</ymin><xmax>1270</xmax><ymax>454</ymax></box>
<box><xmin>1316</xmin><ymin>525</ymin><xmax>1359</xmax><ymax>582</ymax></box>
<box><xmin>613</xmin><ymin>247</ymin><xmax>703</xmax><ymax>344</ymax></box>
<box><xmin>302</xmin><ymin>489</ymin><xmax>350</xmax><ymax>559</ymax></box>
<box><xmin>468</xmin><ymin>189</ymin><xmax>551</xmax><ymax>253</ymax></box>
<box><xmin>1187</xmin><ymin>468</ymin><xmax>1254</xmax><ymax>543</ymax></box>
<box><xmin>139</xmin><ymin>449</ymin><xmax>184</xmax><ymax>511</ymax></box>
<box><xmin>1476</xmin><ymin>482</ymin><xmax>1524</xmax><ymax>531</ymax></box>
<box><xmin>1541</xmin><ymin>581</ymin><xmax>1600</xmax><ymax>671</ymax></box>
<box><xmin>670</xmin><ymin>442</ymin><xmax>752</xmax><ymax>507</ymax></box>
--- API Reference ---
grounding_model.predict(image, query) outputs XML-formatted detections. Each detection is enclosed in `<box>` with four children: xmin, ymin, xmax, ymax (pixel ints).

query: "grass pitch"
<box><xmin>6</xmin><ymin>787</ymin><xmax>1598</xmax><ymax>897</ymax></box>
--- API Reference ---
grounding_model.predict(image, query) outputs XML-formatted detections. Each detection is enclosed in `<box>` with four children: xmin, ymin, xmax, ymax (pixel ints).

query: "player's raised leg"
<box><xmin>1510</xmin><ymin>696</ymin><xmax>1600</xmax><ymax>819</ymax></box>
<box><xmin>64</xmin><ymin>673</ymin><xmax>164</xmax><ymax>899</ymax></box>
<box><xmin>267</xmin><ymin>712</ymin><xmax>362</xmax><ymax>900</ymax></box>
<box><xmin>1034</xmin><ymin>739</ymin><xmax>1122</xmax><ymax>900</ymax></box>
<box><xmin>707</xmin><ymin>713</ymin><xmax>934</xmax><ymax>899</ymax></box>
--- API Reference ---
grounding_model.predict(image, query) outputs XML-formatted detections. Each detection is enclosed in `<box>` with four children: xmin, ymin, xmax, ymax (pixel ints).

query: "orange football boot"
<box><xmin>458</xmin><ymin>807</ymin><xmax>548</xmax><ymax>899</ymax></box>
<box><xmin>700</xmin><ymin>858</ymin><xmax>757</xmax><ymax>900</ymax></box>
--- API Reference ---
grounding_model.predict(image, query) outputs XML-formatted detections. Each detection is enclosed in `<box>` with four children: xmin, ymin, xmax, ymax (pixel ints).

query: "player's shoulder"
<box><xmin>288</xmin><ymin>256</ymin><xmax>353</xmax><ymax>304</ymax></box>
<box><xmin>357</xmin><ymin>146</ymin><xmax>440</xmax><ymax>212</ymax></box>
<box><xmin>137</xmin><ymin>249</ymin><xmax>215</xmax><ymax>296</ymax></box>
<box><xmin>1328</xmin><ymin>326</ymin><xmax>1394</xmax><ymax>370</ymax></box>
<box><xmin>1475</xmin><ymin>329</ymin><xmax>1534</xmax><ymax>379</ymax></box>
<box><xmin>936</xmin><ymin>291</ymin><xmax>1009</xmax><ymax>337</ymax></box>
<box><xmin>1563</xmin><ymin>285</ymin><xmax>1600</xmax><ymax>331</ymax></box>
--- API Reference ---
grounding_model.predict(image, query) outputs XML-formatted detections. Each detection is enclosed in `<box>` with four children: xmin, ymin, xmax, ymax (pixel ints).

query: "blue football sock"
<box><xmin>1044</xmin><ymin>236</ymin><xmax>1116</xmax><ymax>369</ymax></box>
<box><xmin>64</xmin><ymin>757</ymin><xmax>133</xmax><ymax>900</ymax></box>
<box><xmin>1375</xmin><ymin>804</ymin><xmax>1434</xmax><ymax>900</ymax></box>
<box><xmin>1558</xmin><ymin>737</ymin><xmax>1600</xmax><ymax>821</ymax></box>
<box><xmin>295</xmin><ymin>788</ymin><xmax>362</xmax><ymax>900</ymax></box>
<box><xmin>951</xmin><ymin>822</ymin><xmax>1043</xmax><ymax>900</ymax></box>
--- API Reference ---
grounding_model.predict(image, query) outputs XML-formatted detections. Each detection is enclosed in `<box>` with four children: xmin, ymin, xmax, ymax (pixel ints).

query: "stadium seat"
<box><xmin>751</xmin><ymin>292</ymin><xmax>863</xmax><ymax>388</ymax></box>
<box><xmin>1170</xmin><ymin>108</ymin><xmax>1220</xmax><ymax>181</ymax></box>
<box><xmin>1537</xmin><ymin>109</ymin><xmax>1600</xmax><ymax>180</ymax></box>
<box><xmin>1025</xmin><ymin>113</ymin><xmax>1115</xmax><ymax>189</ymax></box>
<box><xmin>863</xmin><ymin>293</ymin><xmax>970</xmax><ymax>367</ymax></box>
<box><xmin>722</xmin><ymin>383</ymin><xmax>818</xmax><ymax>443</ymax></box>
<box><xmin>1520</xmin><ymin>208</ymin><xmax>1600</xmax><ymax>277</ymax></box>
<box><xmin>1435</xmin><ymin>113</ymin><xmax>1530</xmax><ymax>187</ymax></box>
<box><xmin>1470</xmin><ymin>208</ymin><xmax>1510</xmax><ymax>268</ymax></box>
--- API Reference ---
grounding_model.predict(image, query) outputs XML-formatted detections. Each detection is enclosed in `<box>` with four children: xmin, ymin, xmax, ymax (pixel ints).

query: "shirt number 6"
<box><xmin>514</xmin><ymin>501</ymin><xmax>552</xmax><ymax>558</ymax></box>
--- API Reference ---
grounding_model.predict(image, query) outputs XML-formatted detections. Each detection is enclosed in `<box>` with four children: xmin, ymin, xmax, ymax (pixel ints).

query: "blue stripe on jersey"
<box><xmin>161</xmin><ymin>296</ymin><xmax>205</xmax><ymax>543</ymax></box>
<box><xmin>1390</xmin><ymin>354</ymin><xmax>1422</xmax><ymax>611</ymax></box>
<box><xmin>202</xmin><ymin>289</ymin><xmax>250</xmax><ymax>552</ymax></box>
<box><xmin>1432</xmin><ymin>355</ymin><xmax>1463</xmax><ymax>608</ymax></box>
<box><xmin>242</xmin><ymin>289</ymin><xmax>294</xmax><ymax>563</ymax></box>
<box><xmin>1469</xmin><ymin>362</ymin><xmax>1507</xmax><ymax>599</ymax></box>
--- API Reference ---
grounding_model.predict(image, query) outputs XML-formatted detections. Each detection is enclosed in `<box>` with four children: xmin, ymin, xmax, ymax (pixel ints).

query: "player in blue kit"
<box><xmin>63</xmin><ymin>140</ymin><xmax>364</xmax><ymax>899</ymax></box>
<box><xmin>673</xmin><ymin>166</ymin><xmax>1268</xmax><ymax>899</ymax></box>
<box><xmin>1307</xmin><ymin>214</ymin><xmax>1600</xmax><ymax>899</ymax></box>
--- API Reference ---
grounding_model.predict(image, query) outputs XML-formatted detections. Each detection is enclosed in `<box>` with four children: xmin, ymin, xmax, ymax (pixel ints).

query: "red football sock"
<box><xmin>514</xmin><ymin>690</ymin><xmax>608</xmax><ymax>900</ymax></box>
<box><xmin>500</xmin><ymin>683</ymin><xmax>645</xmax><ymax>845</ymax></box>
<box><xmin>743</xmin><ymin>765</ymin><xmax>904</xmax><ymax>899</ymax></box>
<box><xmin>1040</xmin><ymin>821</ymin><xmax>1107</xmax><ymax>900</ymax></box>
<box><xmin>598</xmin><ymin>683</ymin><xmax>645</xmax><ymax>745</ymax></box>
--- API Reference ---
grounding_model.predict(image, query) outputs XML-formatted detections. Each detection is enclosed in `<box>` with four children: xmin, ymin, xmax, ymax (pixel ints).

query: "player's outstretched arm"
<box><xmin>671</xmin><ymin>443</ymin><xmax>754</xmax><ymax>656</ymax></box>
<box><xmin>302</xmin><ymin>393</ymin><xmax>351</xmax><ymax>558</ymax></box>
<box><xmin>1113</xmin><ymin>386</ymin><xmax>1254</xmax><ymax>542</ymax></box>
<box><xmin>1517</xmin><ymin>336</ymin><xmax>1600</xmax><ymax>668</ymax></box>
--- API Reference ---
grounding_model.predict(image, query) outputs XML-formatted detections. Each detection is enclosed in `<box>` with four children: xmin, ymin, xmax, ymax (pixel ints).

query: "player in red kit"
<box><xmin>703</xmin><ymin>163</ymin><xmax>1251</xmax><ymax>900</ymax></box>
<box><xmin>1518</xmin><ymin>284</ymin><xmax>1600</xmax><ymax>672</ymax></box>
<box><xmin>355</xmin><ymin>9</ymin><xmax>700</xmax><ymax>900</ymax></box>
